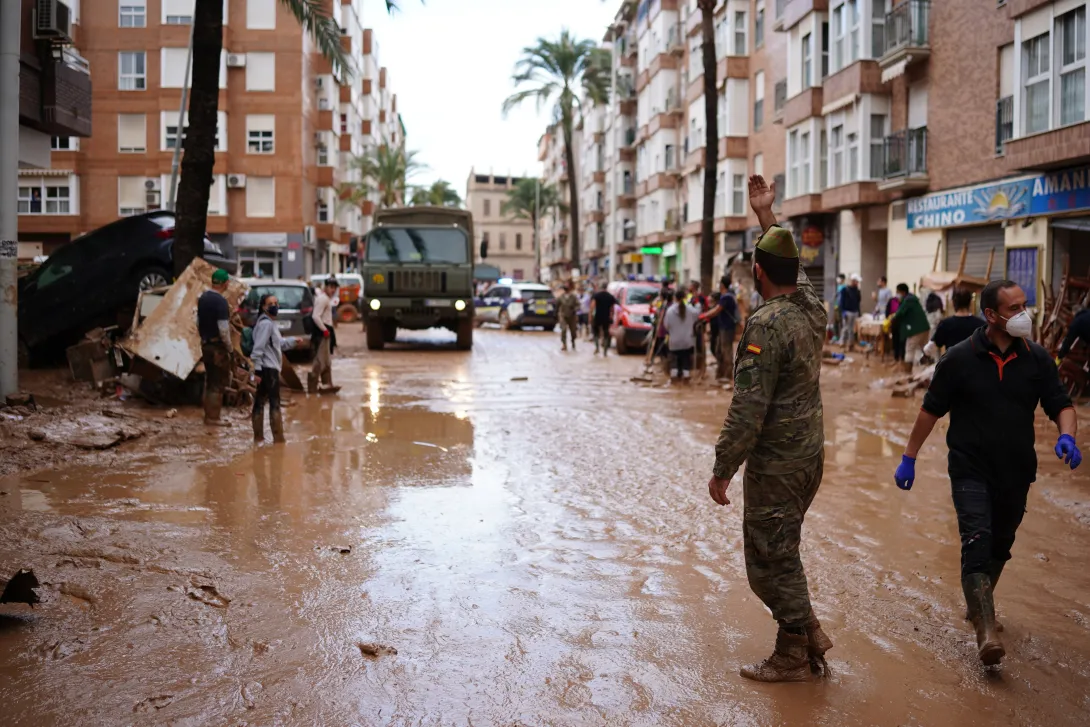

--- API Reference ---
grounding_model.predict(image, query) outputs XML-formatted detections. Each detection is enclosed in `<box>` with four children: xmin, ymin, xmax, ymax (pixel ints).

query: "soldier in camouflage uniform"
<box><xmin>707</xmin><ymin>175</ymin><xmax>833</xmax><ymax>682</ymax></box>
<box><xmin>557</xmin><ymin>283</ymin><xmax>580</xmax><ymax>352</ymax></box>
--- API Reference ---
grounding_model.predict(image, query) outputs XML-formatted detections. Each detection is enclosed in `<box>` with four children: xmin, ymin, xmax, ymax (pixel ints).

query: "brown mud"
<box><xmin>1</xmin><ymin>327</ymin><xmax>1089</xmax><ymax>725</ymax></box>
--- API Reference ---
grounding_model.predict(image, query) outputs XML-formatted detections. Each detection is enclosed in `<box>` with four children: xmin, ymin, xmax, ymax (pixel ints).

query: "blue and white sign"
<box><xmin>907</xmin><ymin>165</ymin><xmax>1090</xmax><ymax>230</ymax></box>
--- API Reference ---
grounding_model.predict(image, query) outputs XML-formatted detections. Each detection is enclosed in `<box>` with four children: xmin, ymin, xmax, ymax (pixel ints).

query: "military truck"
<box><xmin>361</xmin><ymin>206</ymin><xmax>476</xmax><ymax>351</ymax></box>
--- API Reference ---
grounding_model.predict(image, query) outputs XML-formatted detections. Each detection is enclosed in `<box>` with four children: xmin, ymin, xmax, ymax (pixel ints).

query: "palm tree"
<box><xmin>697</xmin><ymin>0</ymin><xmax>719</xmax><ymax>296</ymax></box>
<box><xmin>341</xmin><ymin>146</ymin><xmax>425</xmax><ymax>209</ymax></box>
<box><xmin>410</xmin><ymin>180</ymin><xmax>462</xmax><ymax>208</ymax></box>
<box><xmin>172</xmin><ymin>0</ymin><xmax>408</xmax><ymax>278</ymax></box>
<box><xmin>501</xmin><ymin>178</ymin><xmax>565</xmax><ymax>281</ymax></box>
<box><xmin>502</xmin><ymin>30</ymin><xmax>609</xmax><ymax>276</ymax></box>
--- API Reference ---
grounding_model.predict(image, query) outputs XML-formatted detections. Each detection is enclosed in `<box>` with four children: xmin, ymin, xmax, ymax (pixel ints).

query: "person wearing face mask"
<box><xmin>893</xmin><ymin>279</ymin><xmax>1080</xmax><ymax>668</ymax></box>
<box><xmin>706</xmin><ymin>175</ymin><xmax>832</xmax><ymax>682</ymax></box>
<box><xmin>250</xmin><ymin>294</ymin><xmax>302</xmax><ymax>443</ymax></box>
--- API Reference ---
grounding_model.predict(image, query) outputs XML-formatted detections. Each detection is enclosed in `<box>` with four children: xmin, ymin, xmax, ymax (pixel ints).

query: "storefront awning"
<box><xmin>1051</xmin><ymin>216</ymin><xmax>1090</xmax><ymax>232</ymax></box>
<box><xmin>821</xmin><ymin>93</ymin><xmax>857</xmax><ymax>116</ymax></box>
<box><xmin>881</xmin><ymin>59</ymin><xmax>908</xmax><ymax>84</ymax></box>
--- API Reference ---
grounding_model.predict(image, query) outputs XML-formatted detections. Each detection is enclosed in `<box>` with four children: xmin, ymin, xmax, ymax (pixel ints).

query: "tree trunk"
<box><xmin>172</xmin><ymin>0</ymin><xmax>223</xmax><ymax>279</ymax></box>
<box><xmin>699</xmin><ymin>2</ymin><xmax>718</xmax><ymax>296</ymax></box>
<box><xmin>532</xmin><ymin>209</ymin><xmax>540</xmax><ymax>281</ymax></box>
<box><xmin>561</xmin><ymin>116</ymin><xmax>581</xmax><ymax>277</ymax></box>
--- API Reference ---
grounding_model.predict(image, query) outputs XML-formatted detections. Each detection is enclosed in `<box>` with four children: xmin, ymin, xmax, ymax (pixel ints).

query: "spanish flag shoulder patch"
<box><xmin>746</xmin><ymin>343</ymin><xmax>763</xmax><ymax>355</ymax></box>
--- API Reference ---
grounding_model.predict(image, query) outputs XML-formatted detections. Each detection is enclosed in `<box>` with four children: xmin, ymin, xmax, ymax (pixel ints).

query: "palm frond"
<box><xmin>280</xmin><ymin>0</ymin><xmax>354</xmax><ymax>80</ymax></box>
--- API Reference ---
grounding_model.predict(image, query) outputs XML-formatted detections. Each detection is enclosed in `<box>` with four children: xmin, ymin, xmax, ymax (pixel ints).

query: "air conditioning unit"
<box><xmin>33</xmin><ymin>0</ymin><xmax>73</xmax><ymax>43</ymax></box>
<box><xmin>144</xmin><ymin>178</ymin><xmax>161</xmax><ymax>192</ymax></box>
<box><xmin>146</xmin><ymin>191</ymin><xmax>162</xmax><ymax>208</ymax></box>
<box><xmin>226</xmin><ymin>53</ymin><xmax>247</xmax><ymax>68</ymax></box>
<box><xmin>318</xmin><ymin>98</ymin><xmax>331</xmax><ymax>111</ymax></box>
<box><xmin>227</xmin><ymin>174</ymin><xmax>247</xmax><ymax>189</ymax></box>
<box><xmin>304</xmin><ymin>225</ymin><xmax>316</xmax><ymax>244</ymax></box>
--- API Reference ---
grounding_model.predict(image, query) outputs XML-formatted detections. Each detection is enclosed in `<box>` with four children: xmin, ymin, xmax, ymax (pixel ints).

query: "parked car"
<box><xmin>239</xmin><ymin>279</ymin><xmax>316</xmax><ymax>361</ymax></box>
<box><xmin>17</xmin><ymin>211</ymin><xmax>236</xmax><ymax>364</ymax></box>
<box><xmin>474</xmin><ymin>282</ymin><xmax>557</xmax><ymax>330</ymax></box>
<box><xmin>607</xmin><ymin>282</ymin><xmax>658</xmax><ymax>354</ymax></box>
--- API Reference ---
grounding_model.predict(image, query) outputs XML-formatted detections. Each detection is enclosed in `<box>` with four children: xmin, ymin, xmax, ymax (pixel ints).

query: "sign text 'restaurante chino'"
<box><xmin>907</xmin><ymin>165</ymin><xmax>1090</xmax><ymax>230</ymax></box>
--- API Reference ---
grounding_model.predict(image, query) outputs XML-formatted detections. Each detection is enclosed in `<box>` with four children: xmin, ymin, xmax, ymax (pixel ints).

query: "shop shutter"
<box><xmin>945</xmin><ymin>225</ymin><xmax>1004</xmax><ymax>281</ymax></box>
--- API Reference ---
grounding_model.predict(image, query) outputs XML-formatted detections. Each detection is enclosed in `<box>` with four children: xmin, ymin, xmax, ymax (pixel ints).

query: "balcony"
<box><xmin>666</xmin><ymin>88</ymin><xmax>683</xmax><ymax>117</ymax></box>
<box><xmin>1004</xmin><ymin>120</ymin><xmax>1090</xmax><ymax>172</ymax></box>
<box><xmin>879</xmin><ymin>127</ymin><xmax>929</xmax><ymax>192</ymax></box>
<box><xmin>718</xmin><ymin>136</ymin><xmax>748</xmax><ymax>160</ymax></box>
<box><xmin>879</xmin><ymin>0</ymin><xmax>930</xmax><ymax>73</ymax></box>
<box><xmin>773</xmin><ymin>0</ymin><xmax>787</xmax><ymax>30</ymax></box>
<box><xmin>665</xmin><ymin>209</ymin><xmax>681</xmax><ymax>232</ymax></box>
<box><xmin>773</xmin><ymin>80</ymin><xmax>788</xmax><ymax>123</ymax></box>
<box><xmin>783</xmin><ymin>87</ymin><xmax>824</xmax><ymax>127</ymax></box>
<box><xmin>20</xmin><ymin>49</ymin><xmax>93</xmax><ymax>139</ymax></box>
<box><xmin>667</xmin><ymin>24</ymin><xmax>684</xmax><ymax>56</ymax></box>
<box><xmin>622</xmin><ymin>127</ymin><xmax>637</xmax><ymax>148</ymax></box>
<box><xmin>995</xmin><ymin>96</ymin><xmax>1013</xmax><ymax>155</ymax></box>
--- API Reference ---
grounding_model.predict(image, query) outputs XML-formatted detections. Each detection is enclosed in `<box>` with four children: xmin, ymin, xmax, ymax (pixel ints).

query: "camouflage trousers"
<box><xmin>559</xmin><ymin>315</ymin><xmax>579</xmax><ymax>347</ymax></box>
<box><xmin>742</xmin><ymin>452</ymin><xmax>824</xmax><ymax>629</ymax></box>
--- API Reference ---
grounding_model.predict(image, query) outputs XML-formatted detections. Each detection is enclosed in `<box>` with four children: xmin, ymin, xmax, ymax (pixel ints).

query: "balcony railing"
<box><xmin>883</xmin><ymin>127</ymin><xmax>928</xmax><ymax>178</ymax></box>
<box><xmin>995</xmin><ymin>96</ymin><xmax>1014</xmax><ymax>155</ymax></box>
<box><xmin>883</xmin><ymin>0</ymin><xmax>930</xmax><ymax>57</ymax></box>
<box><xmin>774</xmin><ymin>80</ymin><xmax>787</xmax><ymax>112</ymax></box>
<box><xmin>622</xmin><ymin>177</ymin><xmax>635</xmax><ymax>195</ymax></box>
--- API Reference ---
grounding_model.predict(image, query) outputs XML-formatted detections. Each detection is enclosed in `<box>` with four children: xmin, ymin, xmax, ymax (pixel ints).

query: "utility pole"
<box><xmin>166</xmin><ymin>19</ymin><xmax>196</xmax><ymax>211</ymax></box>
<box><xmin>0</xmin><ymin>0</ymin><xmax>21</xmax><ymax>397</ymax></box>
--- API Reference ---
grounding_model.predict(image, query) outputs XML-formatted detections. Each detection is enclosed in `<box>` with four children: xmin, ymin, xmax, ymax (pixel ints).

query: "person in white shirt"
<box><xmin>663</xmin><ymin>290</ymin><xmax>701</xmax><ymax>382</ymax></box>
<box><xmin>309</xmin><ymin>277</ymin><xmax>338</xmax><ymax>393</ymax></box>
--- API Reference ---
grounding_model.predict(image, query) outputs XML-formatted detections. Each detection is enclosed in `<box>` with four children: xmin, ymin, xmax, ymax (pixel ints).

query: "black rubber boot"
<box><xmin>963</xmin><ymin>573</ymin><xmax>1005</xmax><ymax>666</ymax></box>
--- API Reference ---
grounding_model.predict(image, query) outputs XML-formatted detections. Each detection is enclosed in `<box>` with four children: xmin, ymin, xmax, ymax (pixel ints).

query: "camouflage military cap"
<box><xmin>756</xmin><ymin>226</ymin><xmax>799</xmax><ymax>259</ymax></box>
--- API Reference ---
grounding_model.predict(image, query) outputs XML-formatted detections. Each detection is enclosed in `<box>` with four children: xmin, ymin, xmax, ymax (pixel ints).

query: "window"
<box><xmin>119</xmin><ymin>1</ymin><xmax>145</xmax><ymax>27</ymax></box>
<box><xmin>820</xmin><ymin>129</ymin><xmax>828</xmax><ymax>188</ymax></box>
<box><xmin>869</xmin><ymin>114</ymin><xmax>886</xmax><ymax>178</ymax></box>
<box><xmin>161</xmin><ymin>48</ymin><xmax>191</xmax><ymax>88</ymax></box>
<box><xmin>788</xmin><ymin>129</ymin><xmax>799</xmax><ymax>195</ymax></box>
<box><xmin>162</xmin><ymin>111</ymin><xmax>225</xmax><ymax>151</ymax></box>
<box><xmin>118</xmin><ymin>51</ymin><xmax>146</xmax><ymax>90</ymax></box>
<box><xmin>246</xmin><ymin>177</ymin><xmax>276</xmax><ymax>218</ymax></box>
<box><xmin>317</xmin><ymin>144</ymin><xmax>330</xmax><ymax>165</ymax></box>
<box><xmin>832</xmin><ymin>5</ymin><xmax>846</xmax><ymax>71</ymax></box>
<box><xmin>483</xmin><ymin>199</ymin><xmax>491</xmax><ymax>216</ymax></box>
<box><xmin>871</xmin><ymin>0</ymin><xmax>887</xmax><ymax>59</ymax></box>
<box><xmin>802</xmin><ymin>33</ymin><xmax>813</xmax><ymax>87</ymax></box>
<box><xmin>715</xmin><ymin>14</ymin><xmax>728</xmax><ymax>60</ymax></box>
<box><xmin>118</xmin><ymin>114</ymin><xmax>146</xmax><ymax>153</ymax></box>
<box><xmin>831</xmin><ymin>124</ymin><xmax>844</xmax><ymax>186</ymax></box>
<box><xmin>1024</xmin><ymin>33</ymin><xmax>1050</xmax><ymax>134</ymax></box>
<box><xmin>118</xmin><ymin>176</ymin><xmax>147</xmax><ymax>216</ymax></box>
<box><xmin>821</xmin><ymin>21</ymin><xmax>830</xmax><ymax>78</ymax></box>
<box><xmin>51</xmin><ymin>137</ymin><xmax>77</xmax><ymax>151</ymax></box>
<box><xmin>499</xmin><ymin>233</ymin><xmax>507</xmax><ymax>251</ymax></box>
<box><xmin>755</xmin><ymin>4</ymin><xmax>765</xmax><ymax>48</ymax></box>
<box><xmin>734</xmin><ymin>11</ymin><xmax>747</xmax><ymax>55</ymax></box>
<box><xmin>247</xmin><ymin>0</ymin><xmax>276</xmax><ymax>29</ymax></box>
<box><xmin>482</xmin><ymin>232</ymin><xmax>490</xmax><ymax>250</ymax></box>
<box><xmin>246</xmin><ymin>52</ymin><xmax>276</xmax><ymax>92</ymax></box>
<box><xmin>17</xmin><ymin>180</ymin><xmax>71</xmax><ymax>215</ymax></box>
<box><xmin>246</xmin><ymin>114</ymin><xmax>275</xmax><ymax>154</ymax></box>
<box><xmin>318</xmin><ymin>201</ymin><xmax>330</xmax><ymax>222</ymax></box>
<box><xmin>732</xmin><ymin>174</ymin><xmax>745</xmax><ymax>215</ymax></box>
<box><xmin>800</xmin><ymin>131</ymin><xmax>811</xmax><ymax>193</ymax></box>
<box><xmin>162</xmin><ymin>0</ymin><xmax>194</xmax><ymax>24</ymax></box>
<box><xmin>339</xmin><ymin>113</ymin><xmax>347</xmax><ymax>134</ymax></box>
<box><xmin>516</xmin><ymin>233</ymin><xmax>523</xmax><ymax>250</ymax></box>
<box><xmin>1058</xmin><ymin>7</ymin><xmax>1086</xmax><ymax>126</ymax></box>
<box><xmin>848</xmin><ymin>0</ymin><xmax>860</xmax><ymax>63</ymax></box>
<box><xmin>239</xmin><ymin>250</ymin><xmax>282</xmax><ymax>279</ymax></box>
<box><xmin>847</xmin><ymin>132</ymin><xmax>859</xmax><ymax>182</ymax></box>
<box><xmin>754</xmin><ymin>70</ymin><xmax>765</xmax><ymax>130</ymax></box>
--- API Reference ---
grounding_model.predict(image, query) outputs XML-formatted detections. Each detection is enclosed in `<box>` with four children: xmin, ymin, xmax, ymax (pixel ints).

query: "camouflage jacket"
<box><xmin>557</xmin><ymin>292</ymin><xmax>580</xmax><ymax>318</ymax></box>
<box><xmin>712</xmin><ymin>264</ymin><xmax>826</xmax><ymax>479</ymax></box>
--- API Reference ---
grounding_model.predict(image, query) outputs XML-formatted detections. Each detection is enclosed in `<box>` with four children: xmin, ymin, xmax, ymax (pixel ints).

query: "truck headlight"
<box><xmin>454</xmin><ymin>300</ymin><xmax>466</xmax><ymax>311</ymax></box>
<box><xmin>369</xmin><ymin>299</ymin><xmax>381</xmax><ymax>311</ymax></box>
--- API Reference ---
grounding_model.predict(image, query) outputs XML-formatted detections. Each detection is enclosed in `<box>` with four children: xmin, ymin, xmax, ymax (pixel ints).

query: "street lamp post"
<box><xmin>0</xmin><ymin>0</ymin><xmax>21</xmax><ymax>396</ymax></box>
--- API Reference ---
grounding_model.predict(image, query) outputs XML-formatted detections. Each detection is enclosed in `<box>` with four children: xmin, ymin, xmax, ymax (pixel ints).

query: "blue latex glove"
<box><xmin>894</xmin><ymin>455</ymin><xmax>916</xmax><ymax>491</ymax></box>
<box><xmin>1055</xmin><ymin>434</ymin><xmax>1082</xmax><ymax>470</ymax></box>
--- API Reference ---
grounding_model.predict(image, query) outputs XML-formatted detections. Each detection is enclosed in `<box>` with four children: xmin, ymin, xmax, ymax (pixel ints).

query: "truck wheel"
<box><xmin>366</xmin><ymin>321</ymin><xmax>385</xmax><ymax>350</ymax></box>
<box><xmin>456</xmin><ymin>318</ymin><xmax>473</xmax><ymax>350</ymax></box>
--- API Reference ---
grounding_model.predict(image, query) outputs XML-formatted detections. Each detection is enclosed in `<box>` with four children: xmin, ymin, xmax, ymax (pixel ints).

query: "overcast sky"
<box><xmin>361</xmin><ymin>0</ymin><xmax>618</xmax><ymax>195</ymax></box>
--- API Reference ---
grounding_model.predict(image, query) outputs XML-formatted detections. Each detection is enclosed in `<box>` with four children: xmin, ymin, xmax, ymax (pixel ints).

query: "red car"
<box><xmin>607</xmin><ymin>282</ymin><xmax>659</xmax><ymax>354</ymax></box>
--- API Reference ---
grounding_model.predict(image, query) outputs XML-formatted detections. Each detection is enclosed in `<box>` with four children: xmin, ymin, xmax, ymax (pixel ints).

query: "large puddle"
<box><xmin>1</xmin><ymin>329</ymin><xmax>1089</xmax><ymax>725</ymax></box>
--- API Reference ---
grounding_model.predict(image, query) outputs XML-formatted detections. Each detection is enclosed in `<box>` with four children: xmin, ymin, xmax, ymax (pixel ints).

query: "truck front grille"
<box><xmin>389</xmin><ymin>270</ymin><xmax>444</xmax><ymax>293</ymax></box>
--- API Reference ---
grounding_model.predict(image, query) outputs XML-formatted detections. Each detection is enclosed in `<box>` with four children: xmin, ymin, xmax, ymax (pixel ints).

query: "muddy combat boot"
<box><xmin>965</xmin><ymin>561</ymin><xmax>1005</xmax><ymax>631</ymax></box>
<box><xmin>739</xmin><ymin>628</ymin><xmax>812</xmax><ymax>682</ymax></box>
<box><xmin>805</xmin><ymin>613</ymin><xmax>834</xmax><ymax>675</ymax></box>
<box><xmin>963</xmin><ymin>573</ymin><xmax>1005</xmax><ymax>666</ymax></box>
<box><xmin>203</xmin><ymin>394</ymin><xmax>230</xmax><ymax>427</ymax></box>
<box><xmin>270</xmin><ymin>411</ymin><xmax>286</xmax><ymax>443</ymax></box>
<box><xmin>252</xmin><ymin>412</ymin><xmax>264</xmax><ymax>443</ymax></box>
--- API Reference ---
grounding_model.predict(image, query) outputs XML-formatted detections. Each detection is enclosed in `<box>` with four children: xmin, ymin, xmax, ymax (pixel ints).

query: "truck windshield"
<box><xmin>367</xmin><ymin>227</ymin><xmax>469</xmax><ymax>264</ymax></box>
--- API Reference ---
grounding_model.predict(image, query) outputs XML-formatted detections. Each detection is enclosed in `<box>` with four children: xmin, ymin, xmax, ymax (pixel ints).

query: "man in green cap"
<box><xmin>707</xmin><ymin>175</ymin><xmax>831</xmax><ymax>682</ymax></box>
<box><xmin>197</xmin><ymin>269</ymin><xmax>233</xmax><ymax>426</ymax></box>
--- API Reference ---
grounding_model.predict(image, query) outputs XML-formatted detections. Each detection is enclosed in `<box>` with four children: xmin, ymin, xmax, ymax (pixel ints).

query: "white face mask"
<box><xmin>1001</xmin><ymin>310</ymin><xmax>1033</xmax><ymax>338</ymax></box>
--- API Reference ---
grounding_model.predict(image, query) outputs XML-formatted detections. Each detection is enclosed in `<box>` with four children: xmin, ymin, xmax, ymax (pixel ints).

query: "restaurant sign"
<box><xmin>906</xmin><ymin>165</ymin><xmax>1090</xmax><ymax>230</ymax></box>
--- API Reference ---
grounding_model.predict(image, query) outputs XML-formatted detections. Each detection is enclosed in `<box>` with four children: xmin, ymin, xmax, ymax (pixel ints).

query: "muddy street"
<box><xmin>2</xmin><ymin>328</ymin><xmax>1090</xmax><ymax>725</ymax></box>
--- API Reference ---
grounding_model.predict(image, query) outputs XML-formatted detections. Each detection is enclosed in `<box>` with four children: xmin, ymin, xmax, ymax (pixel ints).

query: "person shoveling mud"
<box><xmin>895</xmin><ymin>279</ymin><xmax>1082</xmax><ymax>667</ymax></box>
<box><xmin>250</xmin><ymin>294</ymin><xmax>306</xmax><ymax>443</ymax></box>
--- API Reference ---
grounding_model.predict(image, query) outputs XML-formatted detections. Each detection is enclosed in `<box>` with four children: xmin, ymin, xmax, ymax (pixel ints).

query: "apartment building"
<box><xmin>17</xmin><ymin>0</ymin><xmax>406</xmax><ymax>278</ymax></box>
<box><xmin>538</xmin><ymin>122</ymin><xmax>582</xmax><ymax>281</ymax></box>
<box><xmin>14</xmin><ymin>0</ymin><xmax>93</xmax><ymax>261</ymax></box>
<box><xmin>464</xmin><ymin>171</ymin><xmax>536</xmax><ymax>281</ymax></box>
